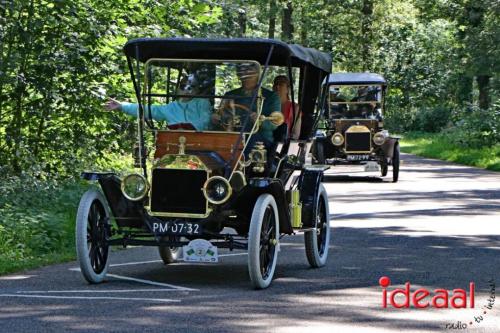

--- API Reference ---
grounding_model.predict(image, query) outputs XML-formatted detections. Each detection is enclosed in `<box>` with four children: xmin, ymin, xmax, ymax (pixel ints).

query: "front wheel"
<box><xmin>248</xmin><ymin>194</ymin><xmax>280</xmax><ymax>289</ymax></box>
<box><xmin>315</xmin><ymin>141</ymin><xmax>326</xmax><ymax>164</ymax></box>
<box><xmin>392</xmin><ymin>143</ymin><xmax>400</xmax><ymax>183</ymax></box>
<box><xmin>381</xmin><ymin>162</ymin><xmax>388</xmax><ymax>177</ymax></box>
<box><xmin>305</xmin><ymin>184</ymin><xmax>330</xmax><ymax>267</ymax></box>
<box><xmin>76</xmin><ymin>189</ymin><xmax>110</xmax><ymax>284</ymax></box>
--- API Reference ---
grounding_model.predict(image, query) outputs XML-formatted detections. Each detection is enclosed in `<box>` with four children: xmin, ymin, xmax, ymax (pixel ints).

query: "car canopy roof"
<box><xmin>123</xmin><ymin>37</ymin><xmax>332</xmax><ymax>73</ymax></box>
<box><xmin>327</xmin><ymin>72</ymin><xmax>386</xmax><ymax>85</ymax></box>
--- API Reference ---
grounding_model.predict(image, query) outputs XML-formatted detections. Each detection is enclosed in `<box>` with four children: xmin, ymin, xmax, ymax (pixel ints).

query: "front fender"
<box><xmin>81</xmin><ymin>172</ymin><xmax>144</xmax><ymax>228</ymax></box>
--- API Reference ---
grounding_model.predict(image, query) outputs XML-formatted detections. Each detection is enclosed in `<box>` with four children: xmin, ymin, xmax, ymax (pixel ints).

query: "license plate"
<box><xmin>347</xmin><ymin>154</ymin><xmax>370</xmax><ymax>161</ymax></box>
<box><xmin>183</xmin><ymin>239</ymin><xmax>218</xmax><ymax>263</ymax></box>
<box><xmin>151</xmin><ymin>221</ymin><xmax>202</xmax><ymax>235</ymax></box>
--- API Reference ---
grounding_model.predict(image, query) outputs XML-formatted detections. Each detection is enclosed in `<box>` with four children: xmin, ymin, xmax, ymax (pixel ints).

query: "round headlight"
<box><xmin>373</xmin><ymin>132</ymin><xmax>387</xmax><ymax>145</ymax></box>
<box><xmin>121</xmin><ymin>173</ymin><xmax>149</xmax><ymax>201</ymax></box>
<box><xmin>203</xmin><ymin>176</ymin><xmax>232</xmax><ymax>205</ymax></box>
<box><xmin>331</xmin><ymin>133</ymin><xmax>344</xmax><ymax>146</ymax></box>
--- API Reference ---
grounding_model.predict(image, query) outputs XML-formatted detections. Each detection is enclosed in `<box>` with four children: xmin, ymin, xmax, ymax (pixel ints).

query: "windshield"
<box><xmin>142</xmin><ymin>59</ymin><xmax>266</xmax><ymax>133</ymax></box>
<box><xmin>328</xmin><ymin>84</ymin><xmax>383</xmax><ymax>120</ymax></box>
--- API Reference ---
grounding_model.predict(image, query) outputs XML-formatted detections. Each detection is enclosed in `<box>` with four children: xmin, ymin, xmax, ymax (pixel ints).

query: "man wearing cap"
<box><xmin>212</xmin><ymin>63</ymin><xmax>282</xmax><ymax>150</ymax></box>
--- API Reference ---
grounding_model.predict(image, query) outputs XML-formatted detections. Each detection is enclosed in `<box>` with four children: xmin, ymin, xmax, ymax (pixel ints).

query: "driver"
<box><xmin>329</xmin><ymin>87</ymin><xmax>347</xmax><ymax>118</ymax></box>
<box><xmin>350</xmin><ymin>86</ymin><xmax>377</xmax><ymax>118</ymax></box>
<box><xmin>105</xmin><ymin>74</ymin><xmax>212</xmax><ymax>131</ymax></box>
<box><xmin>211</xmin><ymin>63</ymin><xmax>281</xmax><ymax>150</ymax></box>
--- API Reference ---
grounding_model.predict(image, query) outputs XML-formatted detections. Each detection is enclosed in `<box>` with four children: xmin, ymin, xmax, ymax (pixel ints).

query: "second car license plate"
<box><xmin>347</xmin><ymin>154</ymin><xmax>370</xmax><ymax>161</ymax></box>
<box><xmin>152</xmin><ymin>221</ymin><xmax>202</xmax><ymax>235</ymax></box>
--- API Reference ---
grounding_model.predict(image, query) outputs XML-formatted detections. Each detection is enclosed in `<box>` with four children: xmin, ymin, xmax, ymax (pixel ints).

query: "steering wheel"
<box><xmin>217</xmin><ymin>101</ymin><xmax>252</xmax><ymax>131</ymax></box>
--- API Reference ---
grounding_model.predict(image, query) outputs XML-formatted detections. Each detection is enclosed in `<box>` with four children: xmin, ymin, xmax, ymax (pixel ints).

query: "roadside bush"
<box><xmin>413</xmin><ymin>105</ymin><xmax>452</xmax><ymax>132</ymax></box>
<box><xmin>384</xmin><ymin>105</ymin><xmax>417</xmax><ymax>133</ymax></box>
<box><xmin>0</xmin><ymin>171</ymin><xmax>86</xmax><ymax>274</ymax></box>
<box><xmin>445</xmin><ymin>103</ymin><xmax>500</xmax><ymax>148</ymax></box>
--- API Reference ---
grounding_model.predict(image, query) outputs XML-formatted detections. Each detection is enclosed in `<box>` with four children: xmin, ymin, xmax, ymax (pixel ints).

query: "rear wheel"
<box><xmin>305</xmin><ymin>184</ymin><xmax>330</xmax><ymax>267</ymax></box>
<box><xmin>392</xmin><ymin>143</ymin><xmax>400</xmax><ymax>183</ymax></box>
<box><xmin>76</xmin><ymin>189</ymin><xmax>110</xmax><ymax>284</ymax></box>
<box><xmin>158</xmin><ymin>237</ymin><xmax>183</xmax><ymax>264</ymax></box>
<box><xmin>248</xmin><ymin>194</ymin><xmax>279</xmax><ymax>289</ymax></box>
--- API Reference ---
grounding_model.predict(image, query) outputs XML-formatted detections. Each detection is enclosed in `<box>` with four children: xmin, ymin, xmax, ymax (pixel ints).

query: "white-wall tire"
<box><xmin>75</xmin><ymin>189</ymin><xmax>110</xmax><ymax>284</ymax></box>
<box><xmin>248</xmin><ymin>194</ymin><xmax>279</xmax><ymax>289</ymax></box>
<box><xmin>304</xmin><ymin>184</ymin><xmax>330</xmax><ymax>267</ymax></box>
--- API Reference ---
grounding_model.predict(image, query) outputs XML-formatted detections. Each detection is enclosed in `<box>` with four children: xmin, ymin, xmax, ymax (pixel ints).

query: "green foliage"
<box><xmin>445</xmin><ymin>103</ymin><xmax>500</xmax><ymax>147</ymax></box>
<box><xmin>0</xmin><ymin>174</ymin><xmax>86</xmax><ymax>274</ymax></box>
<box><xmin>401</xmin><ymin>131</ymin><xmax>500</xmax><ymax>171</ymax></box>
<box><xmin>413</xmin><ymin>106</ymin><xmax>453</xmax><ymax>133</ymax></box>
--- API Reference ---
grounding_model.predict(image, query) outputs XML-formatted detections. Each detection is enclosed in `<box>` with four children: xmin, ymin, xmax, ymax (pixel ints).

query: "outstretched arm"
<box><xmin>105</xmin><ymin>99</ymin><xmax>170</xmax><ymax>121</ymax></box>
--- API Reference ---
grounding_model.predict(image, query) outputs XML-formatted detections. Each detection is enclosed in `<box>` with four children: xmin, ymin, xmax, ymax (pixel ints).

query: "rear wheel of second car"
<box><xmin>392</xmin><ymin>142</ymin><xmax>400</xmax><ymax>183</ymax></box>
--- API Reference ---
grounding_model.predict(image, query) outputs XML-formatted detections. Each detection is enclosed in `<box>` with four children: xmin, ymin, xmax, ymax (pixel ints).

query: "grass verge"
<box><xmin>400</xmin><ymin>132</ymin><xmax>500</xmax><ymax>171</ymax></box>
<box><xmin>0</xmin><ymin>179</ymin><xmax>87</xmax><ymax>275</ymax></box>
<box><xmin>0</xmin><ymin>155</ymin><xmax>134</xmax><ymax>276</ymax></box>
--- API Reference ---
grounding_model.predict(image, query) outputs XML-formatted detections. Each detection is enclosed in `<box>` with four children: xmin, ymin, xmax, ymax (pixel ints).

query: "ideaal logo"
<box><xmin>379</xmin><ymin>276</ymin><xmax>475</xmax><ymax>309</ymax></box>
<box><xmin>378</xmin><ymin>276</ymin><xmax>496</xmax><ymax>330</ymax></box>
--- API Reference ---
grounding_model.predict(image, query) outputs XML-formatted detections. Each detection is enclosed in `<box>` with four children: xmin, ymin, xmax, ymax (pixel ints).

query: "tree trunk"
<box><xmin>222</xmin><ymin>6</ymin><xmax>233</xmax><ymax>37</ymax></box>
<box><xmin>10</xmin><ymin>0</ymin><xmax>35</xmax><ymax>172</ymax></box>
<box><xmin>237</xmin><ymin>9</ymin><xmax>246</xmax><ymax>37</ymax></box>
<box><xmin>361</xmin><ymin>0</ymin><xmax>374</xmax><ymax>71</ymax></box>
<box><xmin>299</xmin><ymin>3</ymin><xmax>307</xmax><ymax>45</ymax></box>
<box><xmin>322</xmin><ymin>0</ymin><xmax>333</xmax><ymax>54</ymax></box>
<box><xmin>476</xmin><ymin>75</ymin><xmax>490</xmax><ymax>110</ymax></box>
<box><xmin>268</xmin><ymin>0</ymin><xmax>277</xmax><ymax>39</ymax></box>
<box><xmin>281</xmin><ymin>1</ymin><xmax>293</xmax><ymax>42</ymax></box>
<box><xmin>456</xmin><ymin>74</ymin><xmax>473</xmax><ymax>107</ymax></box>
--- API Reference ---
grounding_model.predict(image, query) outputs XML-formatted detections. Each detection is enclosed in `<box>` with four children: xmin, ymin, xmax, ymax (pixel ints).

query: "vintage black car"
<box><xmin>76</xmin><ymin>38</ymin><xmax>333</xmax><ymax>289</ymax></box>
<box><xmin>313</xmin><ymin>73</ymin><xmax>400</xmax><ymax>182</ymax></box>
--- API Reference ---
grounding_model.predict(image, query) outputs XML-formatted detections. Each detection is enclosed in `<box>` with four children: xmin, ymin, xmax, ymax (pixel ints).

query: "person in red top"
<box><xmin>273</xmin><ymin>75</ymin><xmax>301</xmax><ymax>139</ymax></box>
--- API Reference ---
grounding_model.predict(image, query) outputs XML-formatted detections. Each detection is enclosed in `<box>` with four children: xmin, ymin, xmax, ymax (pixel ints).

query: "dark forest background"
<box><xmin>0</xmin><ymin>0</ymin><xmax>498</xmax><ymax>176</ymax></box>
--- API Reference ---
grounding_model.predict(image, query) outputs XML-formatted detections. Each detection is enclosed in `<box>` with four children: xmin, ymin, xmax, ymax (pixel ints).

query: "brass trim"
<box><xmin>344</xmin><ymin>125</ymin><xmax>372</xmax><ymax>153</ymax></box>
<box><xmin>202</xmin><ymin>176</ymin><xmax>233</xmax><ymax>205</ymax></box>
<box><xmin>148</xmin><ymin>159</ymin><xmax>210</xmax><ymax>218</ymax></box>
<box><xmin>373</xmin><ymin>131</ymin><xmax>387</xmax><ymax>145</ymax></box>
<box><xmin>146</xmin><ymin>206</ymin><xmax>212</xmax><ymax>219</ymax></box>
<box><xmin>121</xmin><ymin>173</ymin><xmax>149</xmax><ymax>201</ymax></box>
<box><xmin>331</xmin><ymin>132</ymin><xmax>344</xmax><ymax>146</ymax></box>
<box><xmin>345</xmin><ymin>125</ymin><xmax>371</xmax><ymax>133</ymax></box>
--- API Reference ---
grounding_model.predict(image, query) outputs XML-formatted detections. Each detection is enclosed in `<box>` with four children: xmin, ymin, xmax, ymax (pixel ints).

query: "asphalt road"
<box><xmin>1</xmin><ymin>154</ymin><xmax>499</xmax><ymax>333</ymax></box>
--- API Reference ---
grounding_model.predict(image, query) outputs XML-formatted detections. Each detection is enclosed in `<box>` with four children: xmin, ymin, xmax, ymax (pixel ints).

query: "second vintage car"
<box><xmin>313</xmin><ymin>72</ymin><xmax>400</xmax><ymax>182</ymax></box>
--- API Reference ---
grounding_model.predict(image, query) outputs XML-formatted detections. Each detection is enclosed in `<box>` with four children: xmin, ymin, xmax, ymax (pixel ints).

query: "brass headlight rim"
<box><xmin>121</xmin><ymin>173</ymin><xmax>149</xmax><ymax>202</ymax></box>
<box><xmin>373</xmin><ymin>132</ymin><xmax>387</xmax><ymax>146</ymax></box>
<box><xmin>202</xmin><ymin>176</ymin><xmax>233</xmax><ymax>205</ymax></box>
<box><xmin>331</xmin><ymin>132</ymin><xmax>344</xmax><ymax>146</ymax></box>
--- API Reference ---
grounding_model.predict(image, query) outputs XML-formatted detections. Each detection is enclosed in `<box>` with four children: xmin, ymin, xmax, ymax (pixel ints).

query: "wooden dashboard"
<box><xmin>154</xmin><ymin>131</ymin><xmax>244</xmax><ymax>164</ymax></box>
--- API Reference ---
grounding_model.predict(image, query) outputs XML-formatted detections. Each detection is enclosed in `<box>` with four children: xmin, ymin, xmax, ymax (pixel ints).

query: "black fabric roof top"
<box><xmin>327</xmin><ymin>72</ymin><xmax>386</xmax><ymax>85</ymax></box>
<box><xmin>123</xmin><ymin>38</ymin><xmax>332</xmax><ymax>73</ymax></box>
